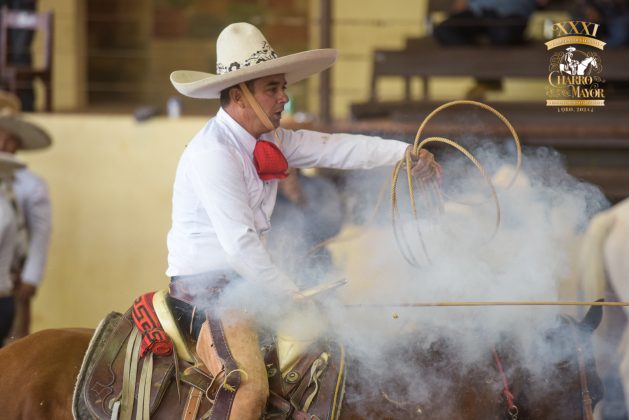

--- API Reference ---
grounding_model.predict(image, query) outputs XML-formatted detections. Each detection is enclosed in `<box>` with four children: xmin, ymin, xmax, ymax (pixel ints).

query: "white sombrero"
<box><xmin>0</xmin><ymin>150</ymin><xmax>26</xmax><ymax>175</ymax></box>
<box><xmin>0</xmin><ymin>91</ymin><xmax>52</xmax><ymax>150</ymax></box>
<box><xmin>171</xmin><ymin>22</ymin><xmax>337</xmax><ymax>99</ymax></box>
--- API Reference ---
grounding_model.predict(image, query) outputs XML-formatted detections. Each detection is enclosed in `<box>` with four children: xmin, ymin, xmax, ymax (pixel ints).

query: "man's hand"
<box><xmin>292</xmin><ymin>292</ymin><xmax>306</xmax><ymax>301</ymax></box>
<box><xmin>279</xmin><ymin>169</ymin><xmax>305</xmax><ymax>207</ymax></box>
<box><xmin>14</xmin><ymin>283</ymin><xmax>37</xmax><ymax>302</ymax></box>
<box><xmin>9</xmin><ymin>283</ymin><xmax>35</xmax><ymax>340</ymax></box>
<box><xmin>407</xmin><ymin>147</ymin><xmax>440</xmax><ymax>182</ymax></box>
<box><xmin>291</xmin><ymin>278</ymin><xmax>347</xmax><ymax>302</ymax></box>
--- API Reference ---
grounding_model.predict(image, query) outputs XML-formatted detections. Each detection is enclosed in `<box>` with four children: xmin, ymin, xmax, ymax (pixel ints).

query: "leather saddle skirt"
<box><xmin>73</xmin><ymin>292</ymin><xmax>346</xmax><ymax>420</ymax></box>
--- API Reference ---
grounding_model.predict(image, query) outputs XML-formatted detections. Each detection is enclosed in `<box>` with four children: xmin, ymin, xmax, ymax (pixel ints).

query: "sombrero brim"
<box><xmin>0</xmin><ymin>151</ymin><xmax>26</xmax><ymax>174</ymax></box>
<box><xmin>171</xmin><ymin>49</ymin><xmax>337</xmax><ymax>99</ymax></box>
<box><xmin>0</xmin><ymin>116</ymin><xmax>52</xmax><ymax>150</ymax></box>
<box><xmin>0</xmin><ymin>91</ymin><xmax>21</xmax><ymax>114</ymax></box>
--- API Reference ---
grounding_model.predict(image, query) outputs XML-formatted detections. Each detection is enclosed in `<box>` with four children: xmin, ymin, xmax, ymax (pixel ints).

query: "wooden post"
<box><xmin>404</xmin><ymin>76</ymin><xmax>411</xmax><ymax>101</ymax></box>
<box><xmin>319</xmin><ymin>0</ymin><xmax>332</xmax><ymax>125</ymax></box>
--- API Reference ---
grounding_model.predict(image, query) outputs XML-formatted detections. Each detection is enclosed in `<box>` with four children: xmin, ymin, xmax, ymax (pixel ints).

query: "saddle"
<box><xmin>72</xmin><ymin>290</ymin><xmax>346</xmax><ymax>420</ymax></box>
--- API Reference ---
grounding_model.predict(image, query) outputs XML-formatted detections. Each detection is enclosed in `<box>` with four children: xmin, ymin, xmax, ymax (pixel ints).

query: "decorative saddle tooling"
<box><xmin>73</xmin><ymin>290</ymin><xmax>346</xmax><ymax>420</ymax></box>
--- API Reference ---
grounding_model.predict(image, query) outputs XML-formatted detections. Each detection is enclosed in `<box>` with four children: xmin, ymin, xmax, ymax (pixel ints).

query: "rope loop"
<box><xmin>390</xmin><ymin>100</ymin><xmax>522</xmax><ymax>266</ymax></box>
<box><xmin>301</xmin><ymin>101</ymin><xmax>522</xmax><ymax>268</ymax></box>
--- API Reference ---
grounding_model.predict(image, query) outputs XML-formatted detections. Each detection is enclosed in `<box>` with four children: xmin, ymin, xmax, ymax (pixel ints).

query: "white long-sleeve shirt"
<box><xmin>166</xmin><ymin>108</ymin><xmax>408</xmax><ymax>291</ymax></box>
<box><xmin>0</xmin><ymin>194</ymin><xmax>17</xmax><ymax>295</ymax></box>
<box><xmin>13</xmin><ymin>168</ymin><xmax>52</xmax><ymax>286</ymax></box>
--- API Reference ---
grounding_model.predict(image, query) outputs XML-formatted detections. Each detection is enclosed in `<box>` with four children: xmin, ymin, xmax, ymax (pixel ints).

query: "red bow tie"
<box><xmin>253</xmin><ymin>140</ymin><xmax>288</xmax><ymax>181</ymax></box>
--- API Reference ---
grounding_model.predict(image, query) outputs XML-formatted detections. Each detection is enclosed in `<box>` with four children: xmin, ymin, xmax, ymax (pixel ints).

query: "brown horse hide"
<box><xmin>0</xmin><ymin>306</ymin><xmax>603</xmax><ymax>419</ymax></box>
<box><xmin>0</xmin><ymin>328</ymin><xmax>92</xmax><ymax>419</ymax></box>
<box><xmin>342</xmin><ymin>306</ymin><xmax>604</xmax><ymax>419</ymax></box>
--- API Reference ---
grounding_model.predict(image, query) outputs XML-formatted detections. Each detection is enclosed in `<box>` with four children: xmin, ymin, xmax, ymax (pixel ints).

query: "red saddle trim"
<box><xmin>132</xmin><ymin>291</ymin><xmax>173</xmax><ymax>357</ymax></box>
<box><xmin>253</xmin><ymin>140</ymin><xmax>288</xmax><ymax>181</ymax></box>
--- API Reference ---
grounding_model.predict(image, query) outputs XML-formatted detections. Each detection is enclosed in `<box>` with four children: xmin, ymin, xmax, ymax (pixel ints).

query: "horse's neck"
<box><xmin>577</xmin><ymin>57</ymin><xmax>593</xmax><ymax>74</ymax></box>
<box><xmin>605</xmin><ymin>200</ymin><xmax>629</xmax><ymax>308</ymax></box>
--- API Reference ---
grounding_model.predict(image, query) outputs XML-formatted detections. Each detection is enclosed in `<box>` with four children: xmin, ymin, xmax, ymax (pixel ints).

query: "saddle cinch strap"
<box><xmin>114</xmin><ymin>329</ymin><xmax>155</xmax><ymax>420</ymax></box>
<box><xmin>116</xmin><ymin>291</ymin><xmax>174</xmax><ymax>420</ymax></box>
<box><xmin>115</xmin><ymin>291</ymin><xmax>179</xmax><ymax>420</ymax></box>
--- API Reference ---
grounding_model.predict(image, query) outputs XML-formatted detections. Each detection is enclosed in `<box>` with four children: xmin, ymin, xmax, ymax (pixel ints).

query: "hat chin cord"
<box><xmin>238</xmin><ymin>82</ymin><xmax>283</xmax><ymax>147</ymax></box>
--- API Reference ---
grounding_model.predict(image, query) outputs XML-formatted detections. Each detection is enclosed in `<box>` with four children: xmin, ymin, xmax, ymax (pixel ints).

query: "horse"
<box><xmin>341</xmin><ymin>306</ymin><xmax>603</xmax><ymax>419</ymax></box>
<box><xmin>559</xmin><ymin>56</ymin><xmax>598</xmax><ymax>76</ymax></box>
<box><xmin>576</xmin><ymin>198</ymin><xmax>629</xmax><ymax>417</ymax></box>
<box><xmin>0</xmin><ymin>328</ymin><xmax>93</xmax><ymax>419</ymax></box>
<box><xmin>576</xmin><ymin>56</ymin><xmax>599</xmax><ymax>76</ymax></box>
<box><xmin>0</xmin><ymin>305</ymin><xmax>603</xmax><ymax>419</ymax></box>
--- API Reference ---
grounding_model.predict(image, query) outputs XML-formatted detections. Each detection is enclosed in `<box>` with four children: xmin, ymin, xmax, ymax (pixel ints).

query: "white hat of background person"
<box><xmin>0</xmin><ymin>151</ymin><xmax>26</xmax><ymax>175</ymax></box>
<box><xmin>566</xmin><ymin>46</ymin><xmax>576</xmax><ymax>52</ymax></box>
<box><xmin>170</xmin><ymin>22</ymin><xmax>337</xmax><ymax>99</ymax></box>
<box><xmin>0</xmin><ymin>91</ymin><xmax>52</xmax><ymax>150</ymax></box>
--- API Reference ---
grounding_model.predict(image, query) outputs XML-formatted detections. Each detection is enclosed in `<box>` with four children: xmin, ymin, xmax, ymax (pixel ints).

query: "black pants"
<box><xmin>0</xmin><ymin>296</ymin><xmax>15</xmax><ymax>347</ymax></box>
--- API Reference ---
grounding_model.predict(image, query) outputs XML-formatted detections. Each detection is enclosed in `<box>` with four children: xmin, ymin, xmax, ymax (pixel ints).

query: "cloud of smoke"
<box><xmin>184</xmin><ymin>138</ymin><xmax>609</xmax><ymax>416</ymax></box>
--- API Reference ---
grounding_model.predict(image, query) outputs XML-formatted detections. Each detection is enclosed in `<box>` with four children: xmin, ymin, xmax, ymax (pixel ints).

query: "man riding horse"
<box><xmin>561</xmin><ymin>46</ymin><xmax>579</xmax><ymax>75</ymax></box>
<box><xmin>167</xmin><ymin>22</ymin><xmax>438</xmax><ymax>419</ymax></box>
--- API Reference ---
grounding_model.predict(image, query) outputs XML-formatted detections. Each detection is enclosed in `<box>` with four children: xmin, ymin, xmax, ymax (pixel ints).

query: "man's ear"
<box><xmin>230</xmin><ymin>87</ymin><xmax>246</xmax><ymax>109</ymax></box>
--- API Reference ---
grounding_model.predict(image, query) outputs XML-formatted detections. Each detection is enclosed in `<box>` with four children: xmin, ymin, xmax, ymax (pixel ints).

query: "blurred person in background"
<box><xmin>0</xmin><ymin>91</ymin><xmax>51</xmax><ymax>340</ymax></box>
<box><xmin>0</xmin><ymin>151</ymin><xmax>25</xmax><ymax>346</ymax></box>
<box><xmin>434</xmin><ymin>0</ymin><xmax>539</xmax><ymax>46</ymax></box>
<box><xmin>574</xmin><ymin>0</ymin><xmax>629</xmax><ymax>98</ymax></box>
<box><xmin>433</xmin><ymin>0</ymin><xmax>546</xmax><ymax>99</ymax></box>
<box><xmin>576</xmin><ymin>0</ymin><xmax>629</xmax><ymax>47</ymax></box>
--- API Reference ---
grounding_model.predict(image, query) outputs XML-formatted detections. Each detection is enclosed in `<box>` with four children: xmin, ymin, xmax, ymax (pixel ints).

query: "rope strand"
<box><xmin>390</xmin><ymin>100</ymin><xmax>522</xmax><ymax>267</ymax></box>
<box><xmin>345</xmin><ymin>301</ymin><xmax>629</xmax><ymax>308</ymax></box>
<box><xmin>303</xmin><ymin>100</ymin><xmax>522</xmax><ymax>268</ymax></box>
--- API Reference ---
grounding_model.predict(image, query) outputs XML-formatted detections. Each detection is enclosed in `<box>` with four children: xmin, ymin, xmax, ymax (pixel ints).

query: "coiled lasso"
<box><xmin>391</xmin><ymin>100</ymin><xmax>522</xmax><ymax>267</ymax></box>
<box><xmin>303</xmin><ymin>100</ymin><xmax>522</xmax><ymax>266</ymax></box>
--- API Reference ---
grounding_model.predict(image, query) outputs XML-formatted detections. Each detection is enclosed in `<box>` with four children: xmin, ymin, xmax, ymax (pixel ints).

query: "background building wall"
<box><xmin>32</xmin><ymin>0</ymin><xmax>562</xmax><ymax>115</ymax></box>
<box><xmin>308</xmin><ymin>0</ymin><xmax>429</xmax><ymax>119</ymax></box>
<box><xmin>306</xmin><ymin>0</ymin><xmax>565</xmax><ymax>119</ymax></box>
<box><xmin>37</xmin><ymin>0</ymin><xmax>87</xmax><ymax>110</ymax></box>
<box><xmin>21</xmin><ymin>114</ymin><xmax>203</xmax><ymax>329</ymax></box>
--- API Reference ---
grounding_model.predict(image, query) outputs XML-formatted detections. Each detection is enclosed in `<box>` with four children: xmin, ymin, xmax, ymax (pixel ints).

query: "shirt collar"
<box><xmin>216</xmin><ymin>107</ymin><xmax>257</xmax><ymax>156</ymax></box>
